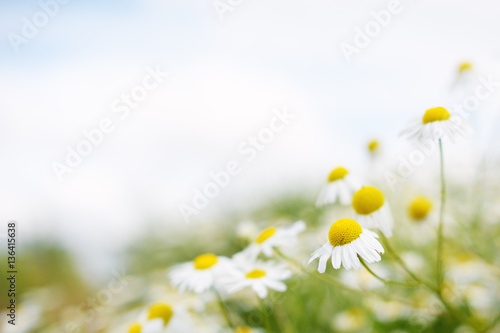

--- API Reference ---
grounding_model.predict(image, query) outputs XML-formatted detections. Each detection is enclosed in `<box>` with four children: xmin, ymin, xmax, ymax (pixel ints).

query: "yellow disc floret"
<box><xmin>193</xmin><ymin>253</ymin><xmax>218</xmax><ymax>270</ymax></box>
<box><xmin>256</xmin><ymin>227</ymin><xmax>276</xmax><ymax>244</ymax></box>
<box><xmin>128</xmin><ymin>323</ymin><xmax>142</xmax><ymax>333</ymax></box>
<box><xmin>147</xmin><ymin>303</ymin><xmax>173</xmax><ymax>326</ymax></box>
<box><xmin>368</xmin><ymin>140</ymin><xmax>379</xmax><ymax>153</ymax></box>
<box><xmin>422</xmin><ymin>107</ymin><xmax>451</xmax><ymax>124</ymax></box>
<box><xmin>245</xmin><ymin>269</ymin><xmax>266</xmax><ymax>279</ymax></box>
<box><xmin>408</xmin><ymin>196</ymin><xmax>432</xmax><ymax>220</ymax></box>
<box><xmin>352</xmin><ymin>186</ymin><xmax>384</xmax><ymax>215</ymax></box>
<box><xmin>458</xmin><ymin>62</ymin><xmax>472</xmax><ymax>73</ymax></box>
<box><xmin>328</xmin><ymin>218</ymin><xmax>362</xmax><ymax>247</ymax></box>
<box><xmin>328</xmin><ymin>167</ymin><xmax>349</xmax><ymax>182</ymax></box>
<box><xmin>235</xmin><ymin>327</ymin><xmax>252</xmax><ymax>333</ymax></box>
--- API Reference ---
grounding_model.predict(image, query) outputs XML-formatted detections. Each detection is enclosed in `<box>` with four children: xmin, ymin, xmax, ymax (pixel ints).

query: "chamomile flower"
<box><xmin>400</xmin><ymin>106</ymin><xmax>469</xmax><ymax>143</ymax></box>
<box><xmin>222</xmin><ymin>257</ymin><xmax>292</xmax><ymax>299</ymax></box>
<box><xmin>352</xmin><ymin>186</ymin><xmax>394</xmax><ymax>237</ymax></box>
<box><xmin>408</xmin><ymin>196</ymin><xmax>433</xmax><ymax>221</ymax></box>
<box><xmin>169</xmin><ymin>254</ymin><xmax>231</xmax><ymax>293</ymax></box>
<box><xmin>127</xmin><ymin>302</ymin><xmax>192</xmax><ymax>333</ymax></box>
<box><xmin>308</xmin><ymin>218</ymin><xmax>384</xmax><ymax>272</ymax></box>
<box><xmin>232</xmin><ymin>327</ymin><xmax>264</xmax><ymax>333</ymax></box>
<box><xmin>316</xmin><ymin>167</ymin><xmax>362</xmax><ymax>207</ymax></box>
<box><xmin>458</xmin><ymin>61</ymin><xmax>472</xmax><ymax>74</ymax></box>
<box><xmin>367</xmin><ymin>140</ymin><xmax>380</xmax><ymax>155</ymax></box>
<box><xmin>245</xmin><ymin>220</ymin><xmax>306</xmax><ymax>258</ymax></box>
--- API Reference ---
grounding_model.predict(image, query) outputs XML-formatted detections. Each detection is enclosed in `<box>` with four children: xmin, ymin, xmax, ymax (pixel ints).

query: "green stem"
<box><xmin>359</xmin><ymin>257</ymin><xmax>419</xmax><ymax>288</ymax></box>
<box><xmin>213</xmin><ymin>287</ymin><xmax>234</xmax><ymax>329</ymax></box>
<box><xmin>274</xmin><ymin>249</ymin><xmax>429</xmax><ymax>309</ymax></box>
<box><xmin>258</xmin><ymin>297</ymin><xmax>273</xmax><ymax>333</ymax></box>
<box><xmin>437</xmin><ymin>138</ymin><xmax>446</xmax><ymax>292</ymax></box>
<box><xmin>379</xmin><ymin>233</ymin><xmax>437</xmax><ymax>290</ymax></box>
<box><xmin>273</xmin><ymin>248</ymin><xmax>363</xmax><ymax>294</ymax></box>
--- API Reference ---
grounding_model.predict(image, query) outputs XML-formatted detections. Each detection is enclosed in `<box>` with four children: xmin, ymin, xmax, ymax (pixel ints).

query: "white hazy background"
<box><xmin>1</xmin><ymin>0</ymin><xmax>500</xmax><ymax>276</ymax></box>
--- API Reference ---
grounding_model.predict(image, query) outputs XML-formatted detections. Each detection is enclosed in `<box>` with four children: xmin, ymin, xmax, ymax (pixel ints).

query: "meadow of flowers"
<box><xmin>2</xmin><ymin>63</ymin><xmax>500</xmax><ymax>333</ymax></box>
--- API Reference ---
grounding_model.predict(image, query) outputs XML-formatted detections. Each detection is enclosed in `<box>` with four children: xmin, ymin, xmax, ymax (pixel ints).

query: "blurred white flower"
<box><xmin>333</xmin><ymin>307</ymin><xmax>367</xmax><ymax>332</ymax></box>
<box><xmin>126</xmin><ymin>302</ymin><xmax>193</xmax><ymax>333</ymax></box>
<box><xmin>221</xmin><ymin>254</ymin><xmax>292</xmax><ymax>299</ymax></box>
<box><xmin>169</xmin><ymin>254</ymin><xmax>232</xmax><ymax>293</ymax></box>
<box><xmin>400</xmin><ymin>251</ymin><xmax>426</xmax><ymax>273</ymax></box>
<box><xmin>316</xmin><ymin>167</ymin><xmax>362</xmax><ymax>207</ymax></box>
<box><xmin>308</xmin><ymin>218</ymin><xmax>384</xmax><ymax>272</ymax></box>
<box><xmin>352</xmin><ymin>186</ymin><xmax>394</xmax><ymax>237</ymax></box>
<box><xmin>340</xmin><ymin>264</ymin><xmax>386</xmax><ymax>290</ymax></box>
<box><xmin>245</xmin><ymin>220</ymin><xmax>306</xmax><ymax>258</ymax></box>
<box><xmin>235</xmin><ymin>220</ymin><xmax>260</xmax><ymax>242</ymax></box>
<box><xmin>365</xmin><ymin>299</ymin><xmax>410</xmax><ymax>323</ymax></box>
<box><xmin>400</xmin><ymin>106</ymin><xmax>470</xmax><ymax>143</ymax></box>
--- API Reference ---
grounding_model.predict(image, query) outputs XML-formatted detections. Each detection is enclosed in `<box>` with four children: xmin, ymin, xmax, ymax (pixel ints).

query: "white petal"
<box><xmin>253</xmin><ymin>283</ymin><xmax>268</xmax><ymax>298</ymax></box>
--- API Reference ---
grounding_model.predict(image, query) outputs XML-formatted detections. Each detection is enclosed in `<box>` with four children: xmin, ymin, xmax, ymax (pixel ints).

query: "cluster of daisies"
<box><xmin>126</xmin><ymin>106</ymin><xmax>468</xmax><ymax>333</ymax></box>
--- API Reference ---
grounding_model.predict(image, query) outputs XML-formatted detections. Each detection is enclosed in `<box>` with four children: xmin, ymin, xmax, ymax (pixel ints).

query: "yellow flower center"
<box><xmin>328</xmin><ymin>218</ymin><xmax>362</xmax><ymax>246</ymax></box>
<box><xmin>422</xmin><ymin>107</ymin><xmax>451</xmax><ymax>124</ymax></box>
<box><xmin>456</xmin><ymin>252</ymin><xmax>475</xmax><ymax>263</ymax></box>
<box><xmin>328</xmin><ymin>167</ymin><xmax>349</xmax><ymax>182</ymax></box>
<box><xmin>128</xmin><ymin>323</ymin><xmax>142</xmax><ymax>333</ymax></box>
<box><xmin>193</xmin><ymin>253</ymin><xmax>218</xmax><ymax>270</ymax></box>
<box><xmin>147</xmin><ymin>303</ymin><xmax>173</xmax><ymax>326</ymax></box>
<box><xmin>256</xmin><ymin>227</ymin><xmax>277</xmax><ymax>244</ymax></box>
<box><xmin>236</xmin><ymin>327</ymin><xmax>252</xmax><ymax>333</ymax></box>
<box><xmin>352</xmin><ymin>186</ymin><xmax>385</xmax><ymax>215</ymax></box>
<box><xmin>245</xmin><ymin>269</ymin><xmax>266</xmax><ymax>279</ymax></box>
<box><xmin>368</xmin><ymin>140</ymin><xmax>379</xmax><ymax>152</ymax></box>
<box><xmin>458</xmin><ymin>62</ymin><xmax>472</xmax><ymax>73</ymax></box>
<box><xmin>408</xmin><ymin>196</ymin><xmax>433</xmax><ymax>220</ymax></box>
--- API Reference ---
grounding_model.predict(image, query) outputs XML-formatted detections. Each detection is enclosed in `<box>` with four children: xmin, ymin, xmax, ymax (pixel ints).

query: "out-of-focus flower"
<box><xmin>400</xmin><ymin>251</ymin><xmax>426</xmax><ymax>272</ymax></box>
<box><xmin>127</xmin><ymin>302</ymin><xmax>192</xmax><ymax>333</ymax></box>
<box><xmin>447</xmin><ymin>253</ymin><xmax>492</xmax><ymax>285</ymax></box>
<box><xmin>244</xmin><ymin>220</ymin><xmax>306</xmax><ymax>257</ymax></box>
<box><xmin>233</xmin><ymin>326</ymin><xmax>264</xmax><ymax>333</ymax></box>
<box><xmin>365</xmin><ymin>299</ymin><xmax>410</xmax><ymax>322</ymax></box>
<box><xmin>340</xmin><ymin>264</ymin><xmax>387</xmax><ymax>290</ymax></box>
<box><xmin>308</xmin><ymin>218</ymin><xmax>384</xmax><ymax>272</ymax></box>
<box><xmin>464</xmin><ymin>285</ymin><xmax>496</xmax><ymax>311</ymax></box>
<box><xmin>316</xmin><ymin>167</ymin><xmax>362</xmax><ymax>207</ymax></box>
<box><xmin>169</xmin><ymin>254</ymin><xmax>232</xmax><ymax>293</ymax></box>
<box><xmin>221</xmin><ymin>255</ymin><xmax>291</xmax><ymax>299</ymax></box>
<box><xmin>352</xmin><ymin>186</ymin><xmax>394</xmax><ymax>237</ymax></box>
<box><xmin>235</xmin><ymin>220</ymin><xmax>259</xmax><ymax>242</ymax></box>
<box><xmin>458</xmin><ymin>62</ymin><xmax>472</xmax><ymax>73</ymax></box>
<box><xmin>333</xmin><ymin>307</ymin><xmax>367</xmax><ymax>331</ymax></box>
<box><xmin>400</xmin><ymin>106</ymin><xmax>470</xmax><ymax>143</ymax></box>
<box><xmin>367</xmin><ymin>140</ymin><xmax>380</xmax><ymax>155</ymax></box>
<box><xmin>408</xmin><ymin>196</ymin><xmax>433</xmax><ymax>221</ymax></box>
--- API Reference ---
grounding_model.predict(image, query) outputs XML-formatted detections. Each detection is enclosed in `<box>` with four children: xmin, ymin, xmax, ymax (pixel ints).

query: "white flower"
<box><xmin>126</xmin><ymin>302</ymin><xmax>193</xmax><ymax>333</ymax></box>
<box><xmin>400</xmin><ymin>106</ymin><xmax>470</xmax><ymax>143</ymax></box>
<box><xmin>169</xmin><ymin>254</ymin><xmax>231</xmax><ymax>293</ymax></box>
<box><xmin>308</xmin><ymin>218</ymin><xmax>384</xmax><ymax>272</ymax></box>
<box><xmin>221</xmin><ymin>254</ymin><xmax>292</xmax><ymax>299</ymax></box>
<box><xmin>316</xmin><ymin>167</ymin><xmax>362</xmax><ymax>207</ymax></box>
<box><xmin>245</xmin><ymin>220</ymin><xmax>306</xmax><ymax>258</ymax></box>
<box><xmin>352</xmin><ymin>186</ymin><xmax>394</xmax><ymax>237</ymax></box>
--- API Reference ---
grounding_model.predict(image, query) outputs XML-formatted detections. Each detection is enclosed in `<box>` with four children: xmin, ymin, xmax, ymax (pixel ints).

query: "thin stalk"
<box><xmin>274</xmin><ymin>249</ymin><xmax>428</xmax><ymax>308</ymax></box>
<box><xmin>359</xmin><ymin>257</ymin><xmax>419</xmax><ymax>288</ymax></box>
<box><xmin>258</xmin><ymin>297</ymin><xmax>273</xmax><ymax>333</ymax></box>
<box><xmin>213</xmin><ymin>287</ymin><xmax>234</xmax><ymax>329</ymax></box>
<box><xmin>437</xmin><ymin>138</ymin><xmax>446</xmax><ymax>292</ymax></box>
<box><xmin>273</xmin><ymin>248</ymin><xmax>363</xmax><ymax>294</ymax></box>
<box><xmin>379</xmin><ymin>233</ymin><xmax>437</xmax><ymax>290</ymax></box>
